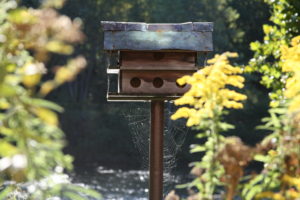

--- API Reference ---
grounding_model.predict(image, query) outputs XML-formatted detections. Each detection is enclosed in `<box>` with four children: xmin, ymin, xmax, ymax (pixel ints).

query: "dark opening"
<box><xmin>153</xmin><ymin>52</ymin><xmax>165</xmax><ymax>60</ymax></box>
<box><xmin>130</xmin><ymin>77</ymin><xmax>141</xmax><ymax>88</ymax></box>
<box><xmin>153</xmin><ymin>77</ymin><xmax>164</xmax><ymax>88</ymax></box>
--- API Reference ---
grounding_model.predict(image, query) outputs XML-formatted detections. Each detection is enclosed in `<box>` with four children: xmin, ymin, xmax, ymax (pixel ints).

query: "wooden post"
<box><xmin>150</xmin><ymin>101</ymin><xmax>164</xmax><ymax>200</ymax></box>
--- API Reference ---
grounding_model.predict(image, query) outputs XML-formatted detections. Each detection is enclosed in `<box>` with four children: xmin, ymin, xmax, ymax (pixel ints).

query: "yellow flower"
<box><xmin>268</xmin><ymin>150</ymin><xmax>277</xmax><ymax>157</ymax></box>
<box><xmin>0</xmin><ymin>98</ymin><xmax>10</xmax><ymax>109</ymax></box>
<box><xmin>256</xmin><ymin>191</ymin><xmax>285</xmax><ymax>200</ymax></box>
<box><xmin>281</xmin><ymin>35</ymin><xmax>300</xmax><ymax>113</ymax></box>
<box><xmin>170</xmin><ymin>107</ymin><xmax>191</xmax><ymax>120</ymax></box>
<box><xmin>172</xmin><ymin>52</ymin><xmax>247</xmax><ymax>126</ymax></box>
<box><xmin>32</xmin><ymin>107</ymin><xmax>58</xmax><ymax>126</ymax></box>
<box><xmin>21</xmin><ymin>62</ymin><xmax>46</xmax><ymax>88</ymax></box>
<box><xmin>270</xmin><ymin>100</ymin><xmax>280</xmax><ymax>108</ymax></box>
<box><xmin>291</xmin><ymin>36</ymin><xmax>300</xmax><ymax>47</ymax></box>
<box><xmin>40</xmin><ymin>81</ymin><xmax>56</xmax><ymax>96</ymax></box>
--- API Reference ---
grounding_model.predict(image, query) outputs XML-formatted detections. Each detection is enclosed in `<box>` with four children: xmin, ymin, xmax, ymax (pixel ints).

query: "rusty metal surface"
<box><xmin>101</xmin><ymin>21</ymin><xmax>213</xmax><ymax>32</ymax></box>
<box><xmin>103</xmin><ymin>31</ymin><xmax>212</xmax><ymax>51</ymax></box>
<box><xmin>150</xmin><ymin>101</ymin><xmax>164</xmax><ymax>200</ymax></box>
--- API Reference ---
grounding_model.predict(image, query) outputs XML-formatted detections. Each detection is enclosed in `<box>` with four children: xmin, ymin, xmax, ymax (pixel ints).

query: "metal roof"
<box><xmin>101</xmin><ymin>21</ymin><xmax>213</xmax><ymax>52</ymax></box>
<box><xmin>101</xmin><ymin>21</ymin><xmax>213</xmax><ymax>32</ymax></box>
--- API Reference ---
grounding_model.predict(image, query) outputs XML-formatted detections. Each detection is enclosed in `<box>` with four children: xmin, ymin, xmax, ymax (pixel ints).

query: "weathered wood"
<box><xmin>103</xmin><ymin>21</ymin><xmax>213</xmax><ymax>100</ymax></box>
<box><xmin>120</xmin><ymin>51</ymin><xmax>197</xmax><ymax>70</ymax></box>
<box><xmin>120</xmin><ymin>70</ymin><xmax>194</xmax><ymax>94</ymax></box>
<box><xmin>106</xmin><ymin>93</ymin><xmax>182</xmax><ymax>101</ymax></box>
<box><xmin>103</xmin><ymin>31</ymin><xmax>212</xmax><ymax>51</ymax></box>
<box><xmin>101</xmin><ymin>21</ymin><xmax>213</xmax><ymax>32</ymax></box>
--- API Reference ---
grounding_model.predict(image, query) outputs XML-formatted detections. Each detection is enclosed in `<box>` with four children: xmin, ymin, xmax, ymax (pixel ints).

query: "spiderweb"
<box><xmin>122</xmin><ymin>102</ymin><xmax>189</xmax><ymax>193</ymax></box>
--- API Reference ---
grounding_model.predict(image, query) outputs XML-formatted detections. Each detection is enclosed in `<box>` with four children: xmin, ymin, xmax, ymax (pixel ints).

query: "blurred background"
<box><xmin>21</xmin><ymin>0</ymin><xmax>272</xmax><ymax>198</ymax></box>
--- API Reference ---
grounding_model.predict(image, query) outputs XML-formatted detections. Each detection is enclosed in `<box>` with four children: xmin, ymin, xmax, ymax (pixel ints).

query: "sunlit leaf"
<box><xmin>0</xmin><ymin>84</ymin><xmax>17</xmax><ymax>97</ymax></box>
<box><xmin>22</xmin><ymin>74</ymin><xmax>42</xmax><ymax>88</ymax></box>
<box><xmin>254</xmin><ymin>154</ymin><xmax>270</xmax><ymax>163</ymax></box>
<box><xmin>0</xmin><ymin>98</ymin><xmax>10</xmax><ymax>109</ymax></box>
<box><xmin>0</xmin><ymin>141</ymin><xmax>18</xmax><ymax>157</ymax></box>
<box><xmin>22</xmin><ymin>97</ymin><xmax>63</xmax><ymax>112</ymax></box>
<box><xmin>218</xmin><ymin>122</ymin><xmax>234</xmax><ymax>130</ymax></box>
<box><xmin>33</xmin><ymin>108</ymin><xmax>58</xmax><ymax>126</ymax></box>
<box><xmin>63</xmin><ymin>191</ymin><xmax>86</xmax><ymax>200</ymax></box>
<box><xmin>0</xmin><ymin>126</ymin><xmax>13</xmax><ymax>136</ymax></box>
<box><xmin>195</xmin><ymin>133</ymin><xmax>207</xmax><ymax>139</ymax></box>
<box><xmin>46</xmin><ymin>41</ymin><xmax>74</xmax><ymax>55</ymax></box>
<box><xmin>8</xmin><ymin>9</ymin><xmax>36</xmax><ymax>25</ymax></box>
<box><xmin>190</xmin><ymin>145</ymin><xmax>206</xmax><ymax>153</ymax></box>
<box><xmin>0</xmin><ymin>186</ymin><xmax>15</xmax><ymax>200</ymax></box>
<box><xmin>40</xmin><ymin>81</ymin><xmax>56</xmax><ymax>96</ymax></box>
<box><xmin>66</xmin><ymin>184</ymin><xmax>102</xmax><ymax>199</ymax></box>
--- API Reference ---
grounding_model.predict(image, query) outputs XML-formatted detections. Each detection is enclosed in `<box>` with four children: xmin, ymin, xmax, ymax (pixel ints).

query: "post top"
<box><xmin>101</xmin><ymin>21</ymin><xmax>213</xmax><ymax>32</ymax></box>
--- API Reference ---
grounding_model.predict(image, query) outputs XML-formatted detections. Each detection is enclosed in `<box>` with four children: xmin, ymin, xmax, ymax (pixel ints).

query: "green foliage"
<box><xmin>168</xmin><ymin>1</ymin><xmax>300</xmax><ymax>199</ymax></box>
<box><xmin>184</xmin><ymin>118</ymin><xmax>227</xmax><ymax>199</ymax></box>
<box><xmin>0</xmin><ymin>0</ymin><xmax>101</xmax><ymax>199</ymax></box>
<box><xmin>242</xmin><ymin>37</ymin><xmax>300</xmax><ymax>200</ymax></box>
<box><xmin>247</xmin><ymin>0</ymin><xmax>300</xmax><ymax>102</ymax></box>
<box><xmin>171</xmin><ymin>53</ymin><xmax>249</xmax><ymax>199</ymax></box>
<box><xmin>241</xmin><ymin>1</ymin><xmax>300</xmax><ymax>198</ymax></box>
<box><xmin>242</xmin><ymin>108</ymin><xmax>285</xmax><ymax>200</ymax></box>
<box><xmin>229</xmin><ymin>0</ymin><xmax>270</xmax><ymax>60</ymax></box>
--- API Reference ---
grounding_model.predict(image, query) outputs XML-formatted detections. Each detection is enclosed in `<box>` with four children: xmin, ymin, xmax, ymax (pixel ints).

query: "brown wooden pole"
<box><xmin>150</xmin><ymin>100</ymin><xmax>164</xmax><ymax>200</ymax></box>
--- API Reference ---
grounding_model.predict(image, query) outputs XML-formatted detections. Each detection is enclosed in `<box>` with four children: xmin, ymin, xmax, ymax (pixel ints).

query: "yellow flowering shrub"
<box><xmin>281</xmin><ymin>36</ymin><xmax>300</xmax><ymax>112</ymax></box>
<box><xmin>254</xmin><ymin>175</ymin><xmax>300</xmax><ymax>200</ymax></box>
<box><xmin>243</xmin><ymin>36</ymin><xmax>300</xmax><ymax>200</ymax></box>
<box><xmin>171</xmin><ymin>53</ymin><xmax>247</xmax><ymax>199</ymax></box>
<box><xmin>0</xmin><ymin>1</ymin><xmax>100</xmax><ymax>199</ymax></box>
<box><xmin>171</xmin><ymin>52</ymin><xmax>247</xmax><ymax>127</ymax></box>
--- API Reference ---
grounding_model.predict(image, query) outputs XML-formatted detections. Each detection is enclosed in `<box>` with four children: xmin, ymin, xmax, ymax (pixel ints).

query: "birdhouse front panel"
<box><xmin>120</xmin><ymin>51</ymin><xmax>196</xmax><ymax>70</ymax></box>
<box><xmin>121</xmin><ymin>70</ymin><xmax>194</xmax><ymax>94</ymax></box>
<box><xmin>120</xmin><ymin>51</ymin><xmax>196</xmax><ymax>94</ymax></box>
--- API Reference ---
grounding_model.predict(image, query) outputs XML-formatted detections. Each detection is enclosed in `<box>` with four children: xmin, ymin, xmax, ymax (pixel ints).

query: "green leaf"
<box><xmin>254</xmin><ymin>154</ymin><xmax>270</xmax><ymax>163</ymax></box>
<box><xmin>0</xmin><ymin>141</ymin><xmax>18</xmax><ymax>156</ymax></box>
<box><xmin>190</xmin><ymin>145</ymin><xmax>206</xmax><ymax>153</ymax></box>
<box><xmin>46</xmin><ymin>41</ymin><xmax>74</xmax><ymax>55</ymax></box>
<box><xmin>176</xmin><ymin>178</ymin><xmax>199</xmax><ymax>189</ymax></box>
<box><xmin>0</xmin><ymin>84</ymin><xmax>17</xmax><ymax>97</ymax></box>
<box><xmin>8</xmin><ymin>9</ymin><xmax>36</xmax><ymax>24</ymax></box>
<box><xmin>270</xmin><ymin>107</ymin><xmax>286</xmax><ymax>115</ymax></box>
<box><xmin>196</xmin><ymin>133</ymin><xmax>207</xmax><ymax>139</ymax></box>
<box><xmin>270</xmin><ymin>112</ymin><xmax>280</xmax><ymax>127</ymax></box>
<box><xmin>250</xmin><ymin>42</ymin><xmax>260</xmax><ymax>51</ymax></box>
<box><xmin>245</xmin><ymin>185</ymin><xmax>263</xmax><ymax>200</ymax></box>
<box><xmin>0</xmin><ymin>186</ymin><xmax>15</xmax><ymax>199</ymax></box>
<box><xmin>22</xmin><ymin>97</ymin><xmax>64</xmax><ymax>112</ymax></box>
<box><xmin>260</xmin><ymin>132</ymin><xmax>277</xmax><ymax>146</ymax></box>
<box><xmin>0</xmin><ymin>126</ymin><xmax>13</xmax><ymax>136</ymax></box>
<box><xmin>66</xmin><ymin>184</ymin><xmax>102</xmax><ymax>199</ymax></box>
<box><xmin>63</xmin><ymin>191</ymin><xmax>86</xmax><ymax>200</ymax></box>
<box><xmin>218</xmin><ymin>122</ymin><xmax>234</xmax><ymax>130</ymax></box>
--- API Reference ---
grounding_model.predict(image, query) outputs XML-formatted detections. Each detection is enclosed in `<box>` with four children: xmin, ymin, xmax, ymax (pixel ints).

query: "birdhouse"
<box><xmin>101</xmin><ymin>21</ymin><xmax>213</xmax><ymax>101</ymax></box>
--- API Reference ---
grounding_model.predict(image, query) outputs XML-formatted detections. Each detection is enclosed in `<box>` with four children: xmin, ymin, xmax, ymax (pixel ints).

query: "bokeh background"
<box><xmin>22</xmin><ymin>0</ymin><xmax>271</xmax><ymax>172</ymax></box>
